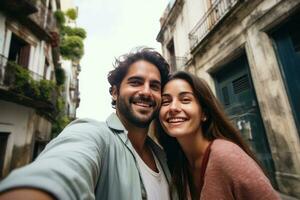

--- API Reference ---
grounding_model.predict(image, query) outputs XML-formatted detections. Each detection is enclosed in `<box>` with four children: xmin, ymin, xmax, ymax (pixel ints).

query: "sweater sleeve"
<box><xmin>0</xmin><ymin>119</ymin><xmax>108</xmax><ymax>200</ymax></box>
<box><xmin>201</xmin><ymin>139</ymin><xmax>280</xmax><ymax>200</ymax></box>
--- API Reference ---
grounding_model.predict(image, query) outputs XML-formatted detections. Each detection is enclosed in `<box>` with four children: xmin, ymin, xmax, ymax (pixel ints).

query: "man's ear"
<box><xmin>111</xmin><ymin>85</ymin><xmax>118</xmax><ymax>101</ymax></box>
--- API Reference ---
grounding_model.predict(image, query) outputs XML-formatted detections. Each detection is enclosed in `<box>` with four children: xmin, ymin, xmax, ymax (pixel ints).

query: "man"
<box><xmin>0</xmin><ymin>48</ymin><xmax>176</xmax><ymax>200</ymax></box>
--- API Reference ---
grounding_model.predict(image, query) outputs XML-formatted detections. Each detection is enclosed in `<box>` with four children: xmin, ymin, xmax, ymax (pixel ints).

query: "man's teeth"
<box><xmin>168</xmin><ymin>118</ymin><xmax>186</xmax><ymax>123</ymax></box>
<box><xmin>135</xmin><ymin>102</ymin><xmax>151</xmax><ymax>107</ymax></box>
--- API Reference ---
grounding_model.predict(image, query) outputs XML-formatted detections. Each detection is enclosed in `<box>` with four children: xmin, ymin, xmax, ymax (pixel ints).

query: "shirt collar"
<box><xmin>106</xmin><ymin>113</ymin><xmax>127</xmax><ymax>132</ymax></box>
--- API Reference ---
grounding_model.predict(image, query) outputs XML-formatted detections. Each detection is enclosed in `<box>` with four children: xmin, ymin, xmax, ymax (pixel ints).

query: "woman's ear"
<box><xmin>201</xmin><ymin>111</ymin><xmax>208</xmax><ymax>122</ymax></box>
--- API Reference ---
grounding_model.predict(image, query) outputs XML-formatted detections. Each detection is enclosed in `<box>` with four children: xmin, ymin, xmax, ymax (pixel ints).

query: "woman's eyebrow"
<box><xmin>178</xmin><ymin>91</ymin><xmax>194</xmax><ymax>96</ymax></box>
<box><xmin>162</xmin><ymin>93</ymin><xmax>171</xmax><ymax>97</ymax></box>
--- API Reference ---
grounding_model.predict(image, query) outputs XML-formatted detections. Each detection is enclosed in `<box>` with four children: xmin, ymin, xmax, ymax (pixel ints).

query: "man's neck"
<box><xmin>115</xmin><ymin>112</ymin><xmax>158</xmax><ymax>171</ymax></box>
<box><xmin>116</xmin><ymin>111</ymin><xmax>149</xmax><ymax>150</ymax></box>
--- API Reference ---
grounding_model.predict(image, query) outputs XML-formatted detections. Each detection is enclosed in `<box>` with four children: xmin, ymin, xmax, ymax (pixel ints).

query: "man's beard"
<box><xmin>116</xmin><ymin>95</ymin><xmax>158</xmax><ymax>128</ymax></box>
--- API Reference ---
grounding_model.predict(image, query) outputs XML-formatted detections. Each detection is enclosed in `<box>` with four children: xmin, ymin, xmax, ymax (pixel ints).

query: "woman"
<box><xmin>157</xmin><ymin>71</ymin><xmax>279</xmax><ymax>200</ymax></box>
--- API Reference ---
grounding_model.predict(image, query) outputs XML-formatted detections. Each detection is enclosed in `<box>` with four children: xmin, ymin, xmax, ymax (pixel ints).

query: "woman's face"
<box><xmin>159</xmin><ymin>79</ymin><xmax>204</xmax><ymax>138</ymax></box>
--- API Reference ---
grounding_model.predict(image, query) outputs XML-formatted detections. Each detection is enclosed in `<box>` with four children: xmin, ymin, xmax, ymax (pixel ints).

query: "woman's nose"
<box><xmin>169</xmin><ymin>100</ymin><xmax>181</xmax><ymax>112</ymax></box>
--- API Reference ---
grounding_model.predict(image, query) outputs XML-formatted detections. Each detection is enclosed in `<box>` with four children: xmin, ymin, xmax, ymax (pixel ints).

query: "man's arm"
<box><xmin>0</xmin><ymin>119</ymin><xmax>108</xmax><ymax>200</ymax></box>
<box><xmin>0</xmin><ymin>189</ymin><xmax>54</xmax><ymax>200</ymax></box>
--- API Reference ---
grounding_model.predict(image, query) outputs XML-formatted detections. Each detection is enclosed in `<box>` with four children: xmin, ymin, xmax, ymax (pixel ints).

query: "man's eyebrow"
<box><xmin>150</xmin><ymin>79</ymin><xmax>161</xmax><ymax>85</ymax></box>
<box><xmin>127</xmin><ymin>76</ymin><xmax>143</xmax><ymax>81</ymax></box>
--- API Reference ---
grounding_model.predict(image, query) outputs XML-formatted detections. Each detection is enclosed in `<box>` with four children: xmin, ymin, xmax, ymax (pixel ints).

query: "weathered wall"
<box><xmin>0</xmin><ymin>100</ymin><xmax>51</xmax><ymax>177</ymax></box>
<box><xmin>158</xmin><ymin>0</ymin><xmax>300</xmax><ymax>197</ymax></box>
<box><xmin>191</xmin><ymin>0</ymin><xmax>300</xmax><ymax>197</ymax></box>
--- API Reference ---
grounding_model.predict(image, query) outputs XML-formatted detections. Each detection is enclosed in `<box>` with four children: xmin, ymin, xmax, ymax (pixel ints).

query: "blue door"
<box><xmin>214</xmin><ymin>54</ymin><xmax>277</xmax><ymax>186</ymax></box>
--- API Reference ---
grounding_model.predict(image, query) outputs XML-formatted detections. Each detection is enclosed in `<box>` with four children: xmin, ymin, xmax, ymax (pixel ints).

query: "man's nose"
<box><xmin>139</xmin><ymin>84</ymin><xmax>151</xmax><ymax>96</ymax></box>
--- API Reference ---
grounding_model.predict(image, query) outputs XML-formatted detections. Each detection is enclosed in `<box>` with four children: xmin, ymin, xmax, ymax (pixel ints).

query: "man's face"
<box><xmin>112</xmin><ymin>60</ymin><xmax>162</xmax><ymax>128</ymax></box>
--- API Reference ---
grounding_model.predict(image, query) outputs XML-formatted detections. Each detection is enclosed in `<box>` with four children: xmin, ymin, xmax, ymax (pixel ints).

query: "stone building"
<box><xmin>60</xmin><ymin>0</ymin><xmax>81</xmax><ymax>120</ymax></box>
<box><xmin>0</xmin><ymin>0</ymin><xmax>61</xmax><ymax>178</ymax></box>
<box><xmin>157</xmin><ymin>0</ymin><xmax>300</xmax><ymax>198</ymax></box>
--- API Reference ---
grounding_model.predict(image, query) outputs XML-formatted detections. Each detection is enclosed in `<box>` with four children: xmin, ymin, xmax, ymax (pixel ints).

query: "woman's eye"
<box><xmin>182</xmin><ymin>98</ymin><xmax>191</xmax><ymax>103</ymax></box>
<box><xmin>161</xmin><ymin>99</ymin><xmax>170</xmax><ymax>106</ymax></box>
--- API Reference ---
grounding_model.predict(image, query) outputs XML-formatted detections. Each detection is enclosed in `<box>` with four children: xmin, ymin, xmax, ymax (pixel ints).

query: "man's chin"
<box><xmin>131</xmin><ymin>112</ymin><xmax>154</xmax><ymax>126</ymax></box>
<box><xmin>134</xmin><ymin>114</ymin><xmax>153</xmax><ymax>124</ymax></box>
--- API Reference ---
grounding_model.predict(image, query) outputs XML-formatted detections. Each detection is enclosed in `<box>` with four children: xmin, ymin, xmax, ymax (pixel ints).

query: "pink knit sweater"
<box><xmin>200</xmin><ymin>139</ymin><xmax>280</xmax><ymax>200</ymax></box>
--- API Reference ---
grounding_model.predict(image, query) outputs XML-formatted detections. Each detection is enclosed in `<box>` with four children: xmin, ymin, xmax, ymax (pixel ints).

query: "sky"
<box><xmin>73</xmin><ymin>0</ymin><xmax>169</xmax><ymax>121</ymax></box>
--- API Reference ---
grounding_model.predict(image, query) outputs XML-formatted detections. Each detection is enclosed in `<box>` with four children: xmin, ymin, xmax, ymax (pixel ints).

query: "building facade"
<box><xmin>157</xmin><ymin>0</ymin><xmax>300</xmax><ymax>198</ymax></box>
<box><xmin>0</xmin><ymin>0</ymin><xmax>61</xmax><ymax>178</ymax></box>
<box><xmin>60</xmin><ymin>0</ymin><xmax>81</xmax><ymax>120</ymax></box>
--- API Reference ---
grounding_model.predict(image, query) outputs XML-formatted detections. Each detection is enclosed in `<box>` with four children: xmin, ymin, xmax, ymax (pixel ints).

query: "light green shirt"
<box><xmin>0</xmin><ymin>113</ymin><xmax>177</xmax><ymax>200</ymax></box>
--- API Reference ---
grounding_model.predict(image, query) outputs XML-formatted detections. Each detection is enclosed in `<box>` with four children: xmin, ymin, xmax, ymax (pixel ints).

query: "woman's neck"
<box><xmin>177</xmin><ymin>131</ymin><xmax>210</xmax><ymax>169</ymax></box>
<box><xmin>177</xmin><ymin>130</ymin><xmax>211</xmax><ymax>199</ymax></box>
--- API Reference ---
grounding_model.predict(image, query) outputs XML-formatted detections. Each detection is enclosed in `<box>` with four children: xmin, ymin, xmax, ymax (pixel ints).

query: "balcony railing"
<box><xmin>175</xmin><ymin>57</ymin><xmax>187</xmax><ymax>70</ymax></box>
<box><xmin>189</xmin><ymin>0</ymin><xmax>239</xmax><ymax>51</ymax></box>
<box><xmin>0</xmin><ymin>54</ymin><xmax>57</xmax><ymax>114</ymax></box>
<box><xmin>0</xmin><ymin>55</ymin><xmax>44</xmax><ymax>84</ymax></box>
<box><xmin>169</xmin><ymin>56</ymin><xmax>187</xmax><ymax>71</ymax></box>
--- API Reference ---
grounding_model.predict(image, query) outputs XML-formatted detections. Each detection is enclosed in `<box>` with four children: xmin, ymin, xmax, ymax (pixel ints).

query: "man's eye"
<box><xmin>151</xmin><ymin>84</ymin><xmax>161</xmax><ymax>91</ymax></box>
<box><xmin>129</xmin><ymin>81</ymin><xmax>140</xmax><ymax>86</ymax></box>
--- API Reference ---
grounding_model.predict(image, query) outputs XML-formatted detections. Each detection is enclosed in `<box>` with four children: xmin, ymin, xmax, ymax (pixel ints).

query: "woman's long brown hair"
<box><xmin>156</xmin><ymin>71</ymin><xmax>263</xmax><ymax>200</ymax></box>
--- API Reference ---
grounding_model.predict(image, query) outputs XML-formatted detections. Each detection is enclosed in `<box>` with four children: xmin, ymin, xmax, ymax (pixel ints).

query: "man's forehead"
<box><xmin>125</xmin><ymin>60</ymin><xmax>161</xmax><ymax>81</ymax></box>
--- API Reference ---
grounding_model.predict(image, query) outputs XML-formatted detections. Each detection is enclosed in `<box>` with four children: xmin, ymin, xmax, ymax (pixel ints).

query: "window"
<box><xmin>32</xmin><ymin>140</ymin><xmax>47</xmax><ymax>160</ymax></box>
<box><xmin>43</xmin><ymin>58</ymin><xmax>50</xmax><ymax>79</ymax></box>
<box><xmin>167</xmin><ymin>39</ymin><xmax>176</xmax><ymax>71</ymax></box>
<box><xmin>0</xmin><ymin>133</ymin><xmax>9</xmax><ymax>178</ymax></box>
<box><xmin>8</xmin><ymin>33</ymin><xmax>31</xmax><ymax>68</ymax></box>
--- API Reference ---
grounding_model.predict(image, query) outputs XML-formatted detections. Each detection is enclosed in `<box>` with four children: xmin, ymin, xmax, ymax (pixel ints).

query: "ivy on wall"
<box><xmin>51</xmin><ymin>8</ymin><xmax>86</xmax><ymax>136</ymax></box>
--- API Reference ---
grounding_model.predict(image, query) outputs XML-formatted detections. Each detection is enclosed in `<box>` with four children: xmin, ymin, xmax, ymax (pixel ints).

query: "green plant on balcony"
<box><xmin>62</xmin><ymin>26</ymin><xmax>86</xmax><ymax>39</ymax></box>
<box><xmin>54</xmin><ymin>10</ymin><xmax>66</xmax><ymax>28</ymax></box>
<box><xmin>65</xmin><ymin>8</ymin><xmax>77</xmax><ymax>21</ymax></box>
<box><xmin>60</xmin><ymin>36</ymin><xmax>84</xmax><ymax>60</ymax></box>
<box><xmin>53</xmin><ymin>9</ymin><xmax>86</xmax><ymax>61</ymax></box>
<box><xmin>38</xmin><ymin>79</ymin><xmax>56</xmax><ymax>102</ymax></box>
<box><xmin>4</xmin><ymin>61</ymin><xmax>37</xmax><ymax>97</ymax></box>
<box><xmin>4</xmin><ymin>61</ymin><xmax>56</xmax><ymax>104</ymax></box>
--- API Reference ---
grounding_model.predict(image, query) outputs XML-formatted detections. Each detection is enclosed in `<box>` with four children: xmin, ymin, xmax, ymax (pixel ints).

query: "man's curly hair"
<box><xmin>107</xmin><ymin>47</ymin><xmax>170</xmax><ymax>108</ymax></box>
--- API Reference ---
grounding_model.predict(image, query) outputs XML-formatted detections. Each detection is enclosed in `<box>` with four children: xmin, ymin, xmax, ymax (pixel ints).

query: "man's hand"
<box><xmin>0</xmin><ymin>188</ymin><xmax>55</xmax><ymax>200</ymax></box>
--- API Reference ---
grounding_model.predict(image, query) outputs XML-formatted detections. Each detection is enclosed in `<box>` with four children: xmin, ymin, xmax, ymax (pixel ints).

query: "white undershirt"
<box><xmin>135</xmin><ymin>150</ymin><xmax>170</xmax><ymax>200</ymax></box>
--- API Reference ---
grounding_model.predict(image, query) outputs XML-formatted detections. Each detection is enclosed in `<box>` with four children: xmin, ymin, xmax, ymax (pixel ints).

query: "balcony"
<box><xmin>189</xmin><ymin>0</ymin><xmax>240</xmax><ymax>52</ymax></box>
<box><xmin>169</xmin><ymin>56</ymin><xmax>187</xmax><ymax>71</ymax></box>
<box><xmin>1</xmin><ymin>0</ymin><xmax>58</xmax><ymax>42</ymax></box>
<box><xmin>29</xmin><ymin>2</ymin><xmax>58</xmax><ymax>33</ymax></box>
<box><xmin>0</xmin><ymin>0</ymin><xmax>37</xmax><ymax>16</ymax></box>
<box><xmin>0</xmin><ymin>54</ymin><xmax>57</xmax><ymax>119</ymax></box>
<box><xmin>28</xmin><ymin>2</ymin><xmax>59</xmax><ymax>41</ymax></box>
